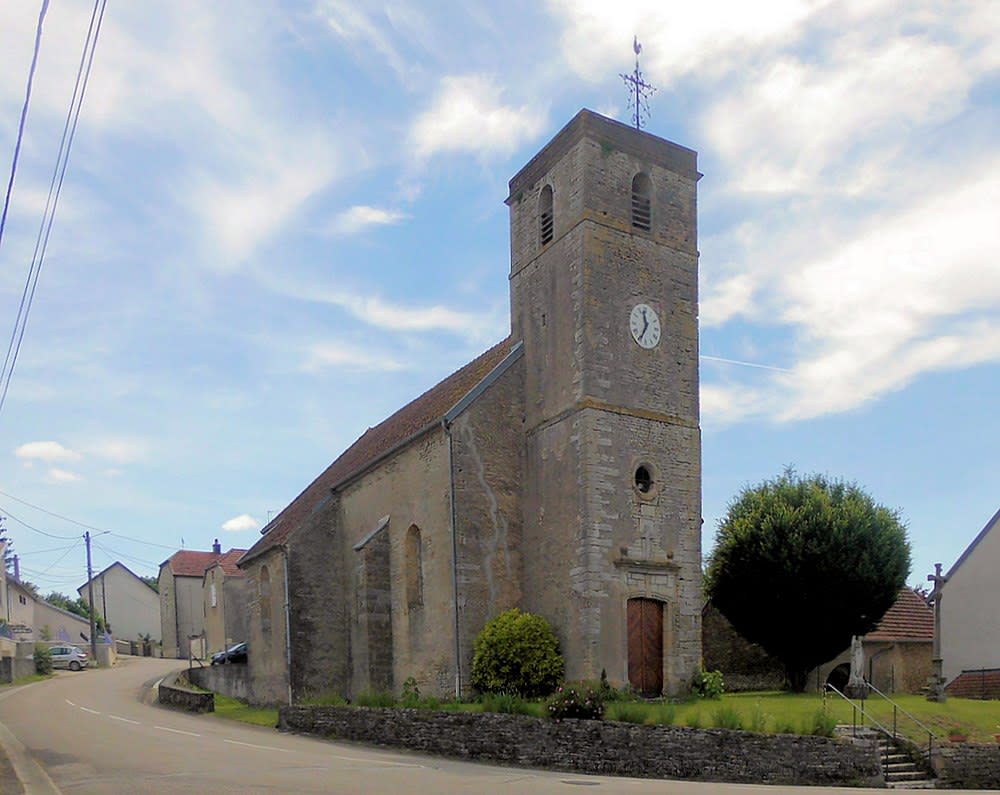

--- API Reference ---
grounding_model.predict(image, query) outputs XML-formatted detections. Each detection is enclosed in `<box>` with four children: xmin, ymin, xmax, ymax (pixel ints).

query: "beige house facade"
<box><xmin>78</xmin><ymin>562</ymin><xmax>160</xmax><ymax>642</ymax></box>
<box><xmin>202</xmin><ymin>549</ymin><xmax>248</xmax><ymax>656</ymax></box>
<box><xmin>940</xmin><ymin>507</ymin><xmax>1000</xmax><ymax>684</ymax></box>
<box><xmin>239</xmin><ymin>110</ymin><xmax>703</xmax><ymax>705</ymax></box>
<box><xmin>159</xmin><ymin>544</ymin><xmax>224</xmax><ymax>659</ymax></box>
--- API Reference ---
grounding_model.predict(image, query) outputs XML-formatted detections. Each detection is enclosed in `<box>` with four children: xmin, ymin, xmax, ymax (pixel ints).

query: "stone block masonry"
<box><xmin>279</xmin><ymin>706</ymin><xmax>881</xmax><ymax>786</ymax></box>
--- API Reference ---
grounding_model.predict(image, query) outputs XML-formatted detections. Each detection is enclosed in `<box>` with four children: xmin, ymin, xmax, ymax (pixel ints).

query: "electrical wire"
<box><xmin>0</xmin><ymin>505</ymin><xmax>78</xmax><ymax>540</ymax></box>
<box><xmin>93</xmin><ymin>539</ymin><xmax>161</xmax><ymax>569</ymax></box>
<box><xmin>9</xmin><ymin>542</ymin><xmax>79</xmax><ymax>556</ymax></box>
<box><xmin>0</xmin><ymin>0</ymin><xmax>49</xmax><ymax>254</ymax></box>
<box><xmin>0</xmin><ymin>490</ymin><xmax>182</xmax><ymax>551</ymax></box>
<box><xmin>0</xmin><ymin>0</ymin><xmax>109</xmax><ymax>415</ymax></box>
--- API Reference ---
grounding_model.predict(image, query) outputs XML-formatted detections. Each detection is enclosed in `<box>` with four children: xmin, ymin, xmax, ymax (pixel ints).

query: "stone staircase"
<box><xmin>878</xmin><ymin>734</ymin><xmax>937</xmax><ymax>789</ymax></box>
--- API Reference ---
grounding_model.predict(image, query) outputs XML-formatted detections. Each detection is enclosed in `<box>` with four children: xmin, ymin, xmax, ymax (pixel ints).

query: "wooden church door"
<box><xmin>627</xmin><ymin>598</ymin><xmax>663</xmax><ymax>696</ymax></box>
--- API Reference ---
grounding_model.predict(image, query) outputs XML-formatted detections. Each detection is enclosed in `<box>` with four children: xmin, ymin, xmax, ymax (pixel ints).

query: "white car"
<box><xmin>50</xmin><ymin>645</ymin><xmax>89</xmax><ymax>671</ymax></box>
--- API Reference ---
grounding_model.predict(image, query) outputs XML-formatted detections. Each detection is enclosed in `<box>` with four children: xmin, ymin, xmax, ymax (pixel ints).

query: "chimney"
<box><xmin>212</xmin><ymin>538</ymin><xmax>221</xmax><ymax>554</ymax></box>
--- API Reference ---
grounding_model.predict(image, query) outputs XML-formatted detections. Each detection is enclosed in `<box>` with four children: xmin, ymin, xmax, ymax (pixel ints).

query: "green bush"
<box><xmin>33</xmin><ymin>643</ymin><xmax>53</xmax><ymax>675</ymax></box>
<box><xmin>748</xmin><ymin>701</ymin><xmax>769</xmax><ymax>733</ymax></box>
<box><xmin>691</xmin><ymin>667</ymin><xmax>725</xmax><ymax>699</ymax></box>
<box><xmin>546</xmin><ymin>686</ymin><xmax>604</xmax><ymax>722</ymax></box>
<box><xmin>471</xmin><ymin>608</ymin><xmax>564</xmax><ymax>698</ymax></box>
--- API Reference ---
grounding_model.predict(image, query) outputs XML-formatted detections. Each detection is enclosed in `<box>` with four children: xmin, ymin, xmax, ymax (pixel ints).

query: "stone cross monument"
<box><xmin>926</xmin><ymin>563</ymin><xmax>948</xmax><ymax>702</ymax></box>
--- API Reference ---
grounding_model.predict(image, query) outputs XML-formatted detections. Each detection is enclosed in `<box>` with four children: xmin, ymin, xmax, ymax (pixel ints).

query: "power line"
<box><xmin>0</xmin><ymin>0</ymin><xmax>49</xmax><ymax>254</ymax></box>
<box><xmin>106</xmin><ymin>532</ymin><xmax>176</xmax><ymax>551</ymax></box>
<box><xmin>93</xmin><ymin>539</ymin><xmax>161</xmax><ymax>569</ymax></box>
<box><xmin>0</xmin><ymin>505</ymin><xmax>78</xmax><ymax>540</ymax></box>
<box><xmin>0</xmin><ymin>488</ymin><xmax>104</xmax><ymax>530</ymax></box>
<box><xmin>0</xmin><ymin>0</ymin><xmax>109</xmax><ymax>415</ymax></box>
<box><xmin>11</xmin><ymin>542</ymin><xmax>79</xmax><ymax>556</ymax></box>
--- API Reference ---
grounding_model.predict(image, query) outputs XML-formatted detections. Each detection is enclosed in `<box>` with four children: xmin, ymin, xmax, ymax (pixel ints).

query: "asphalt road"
<box><xmin>0</xmin><ymin>659</ymin><xmax>982</xmax><ymax>794</ymax></box>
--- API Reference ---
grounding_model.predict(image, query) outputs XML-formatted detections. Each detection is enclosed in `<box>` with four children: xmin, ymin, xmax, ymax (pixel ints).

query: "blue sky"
<box><xmin>0</xmin><ymin>1</ymin><xmax>997</xmax><ymax>598</ymax></box>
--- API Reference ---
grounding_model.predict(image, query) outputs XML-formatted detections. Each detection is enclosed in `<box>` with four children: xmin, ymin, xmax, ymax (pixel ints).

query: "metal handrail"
<box><xmin>865</xmin><ymin>681</ymin><xmax>941</xmax><ymax>753</ymax></box>
<box><xmin>824</xmin><ymin>683</ymin><xmax>894</xmax><ymax>739</ymax></box>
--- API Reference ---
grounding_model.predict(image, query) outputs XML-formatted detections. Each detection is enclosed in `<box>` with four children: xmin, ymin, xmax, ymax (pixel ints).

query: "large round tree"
<box><xmin>705</xmin><ymin>470</ymin><xmax>910</xmax><ymax>692</ymax></box>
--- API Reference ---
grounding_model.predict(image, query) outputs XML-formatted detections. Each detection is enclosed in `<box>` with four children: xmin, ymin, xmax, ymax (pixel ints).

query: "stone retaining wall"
<box><xmin>935</xmin><ymin>744</ymin><xmax>1000</xmax><ymax>789</ymax></box>
<box><xmin>189</xmin><ymin>664</ymin><xmax>249</xmax><ymax>701</ymax></box>
<box><xmin>158</xmin><ymin>670</ymin><xmax>214</xmax><ymax>713</ymax></box>
<box><xmin>279</xmin><ymin>706</ymin><xmax>881</xmax><ymax>786</ymax></box>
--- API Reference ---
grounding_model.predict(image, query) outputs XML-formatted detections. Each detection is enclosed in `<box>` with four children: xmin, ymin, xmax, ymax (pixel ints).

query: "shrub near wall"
<box><xmin>279</xmin><ymin>706</ymin><xmax>881</xmax><ymax>786</ymax></box>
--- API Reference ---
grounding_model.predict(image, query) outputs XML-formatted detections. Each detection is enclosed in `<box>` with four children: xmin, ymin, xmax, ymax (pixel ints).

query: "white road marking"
<box><xmin>65</xmin><ymin>699</ymin><xmax>76</xmax><ymax>707</ymax></box>
<box><xmin>108</xmin><ymin>715</ymin><xmax>141</xmax><ymax>725</ymax></box>
<box><xmin>223</xmin><ymin>739</ymin><xmax>293</xmax><ymax>753</ymax></box>
<box><xmin>80</xmin><ymin>707</ymin><xmax>101</xmax><ymax>715</ymax></box>
<box><xmin>329</xmin><ymin>754</ymin><xmax>424</xmax><ymax>768</ymax></box>
<box><xmin>155</xmin><ymin>726</ymin><xmax>201</xmax><ymax>737</ymax></box>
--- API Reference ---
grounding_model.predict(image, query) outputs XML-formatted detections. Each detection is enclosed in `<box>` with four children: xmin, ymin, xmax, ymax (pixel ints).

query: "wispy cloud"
<box><xmin>327</xmin><ymin>205</ymin><xmax>407</xmax><ymax>237</ymax></box>
<box><xmin>302</xmin><ymin>342</ymin><xmax>408</xmax><ymax>373</ymax></box>
<box><xmin>15</xmin><ymin>441</ymin><xmax>81</xmax><ymax>463</ymax></box>
<box><xmin>410</xmin><ymin>74</ymin><xmax>547</xmax><ymax>159</ymax></box>
<box><xmin>222</xmin><ymin>514</ymin><xmax>259</xmax><ymax>533</ymax></box>
<box><xmin>48</xmin><ymin>468</ymin><xmax>83</xmax><ymax>483</ymax></box>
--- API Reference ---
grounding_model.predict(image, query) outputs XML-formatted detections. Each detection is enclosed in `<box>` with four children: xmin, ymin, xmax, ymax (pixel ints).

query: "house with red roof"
<box><xmin>159</xmin><ymin>541</ymin><xmax>227</xmax><ymax>658</ymax></box>
<box><xmin>940</xmin><ymin>507</ymin><xmax>1000</xmax><ymax>697</ymax></box>
<box><xmin>202</xmin><ymin>548</ymin><xmax>248</xmax><ymax>657</ymax></box>
<box><xmin>816</xmin><ymin>587</ymin><xmax>934</xmax><ymax>694</ymax></box>
<box><xmin>238</xmin><ymin>110</ymin><xmax>704</xmax><ymax>705</ymax></box>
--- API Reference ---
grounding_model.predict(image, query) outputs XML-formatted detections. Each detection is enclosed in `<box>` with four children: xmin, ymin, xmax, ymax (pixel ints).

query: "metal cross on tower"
<box><xmin>621</xmin><ymin>36</ymin><xmax>656</xmax><ymax>130</ymax></box>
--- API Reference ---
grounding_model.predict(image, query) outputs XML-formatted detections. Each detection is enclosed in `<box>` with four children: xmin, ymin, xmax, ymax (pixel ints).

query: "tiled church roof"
<box><xmin>239</xmin><ymin>336</ymin><xmax>517</xmax><ymax>566</ymax></box>
<box><xmin>864</xmin><ymin>587</ymin><xmax>934</xmax><ymax>642</ymax></box>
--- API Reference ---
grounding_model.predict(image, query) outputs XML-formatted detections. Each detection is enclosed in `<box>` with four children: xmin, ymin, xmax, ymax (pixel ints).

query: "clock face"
<box><xmin>629</xmin><ymin>303</ymin><xmax>661</xmax><ymax>349</ymax></box>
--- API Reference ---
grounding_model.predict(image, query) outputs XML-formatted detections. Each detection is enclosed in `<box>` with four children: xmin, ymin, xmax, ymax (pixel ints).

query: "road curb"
<box><xmin>0</xmin><ymin>718</ymin><xmax>61</xmax><ymax>795</ymax></box>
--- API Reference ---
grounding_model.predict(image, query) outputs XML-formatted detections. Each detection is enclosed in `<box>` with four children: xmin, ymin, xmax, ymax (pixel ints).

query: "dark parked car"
<box><xmin>211</xmin><ymin>641</ymin><xmax>247</xmax><ymax>665</ymax></box>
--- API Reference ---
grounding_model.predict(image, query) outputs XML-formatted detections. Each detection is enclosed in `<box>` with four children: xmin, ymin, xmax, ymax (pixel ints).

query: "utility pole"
<box><xmin>84</xmin><ymin>532</ymin><xmax>97</xmax><ymax>661</ymax></box>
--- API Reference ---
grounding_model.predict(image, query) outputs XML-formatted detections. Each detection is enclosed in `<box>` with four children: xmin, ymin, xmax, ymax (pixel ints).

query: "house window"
<box><xmin>631</xmin><ymin>173</ymin><xmax>652</xmax><ymax>232</ymax></box>
<box><xmin>634</xmin><ymin>465</ymin><xmax>654</xmax><ymax>493</ymax></box>
<box><xmin>210</xmin><ymin>582</ymin><xmax>217</xmax><ymax>608</ymax></box>
<box><xmin>539</xmin><ymin>185</ymin><xmax>554</xmax><ymax>246</ymax></box>
<box><xmin>405</xmin><ymin>525</ymin><xmax>423</xmax><ymax>609</ymax></box>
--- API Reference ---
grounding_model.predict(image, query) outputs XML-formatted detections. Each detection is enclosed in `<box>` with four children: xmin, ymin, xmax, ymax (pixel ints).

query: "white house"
<box><xmin>940</xmin><ymin>507</ymin><xmax>1000</xmax><ymax>685</ymax></box>
<box><xmin>78</xmin><ymin>561</ymin><xmax>160</xmax><ymax>642</ymax></box>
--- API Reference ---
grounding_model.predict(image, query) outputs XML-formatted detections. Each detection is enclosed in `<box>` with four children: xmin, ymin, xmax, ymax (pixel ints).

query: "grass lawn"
<box><xmin>0</xmin><ymin>673</ymin><xmax>50</xmax><ymax>687</ymax></box>
<box><xmin>647</xmin><ymin>691</ymin><xmax>1000</xmax><ymax>745</ymax></box>
<box><xmin>210</xmin><ymin>694</ymin><xmax>279</xmax><ymax>728</ymax></box>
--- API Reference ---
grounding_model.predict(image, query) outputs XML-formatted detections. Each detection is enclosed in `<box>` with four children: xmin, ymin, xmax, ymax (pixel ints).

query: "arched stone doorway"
<box><xmin>627</xmin><ymin>597</ymin><xmax>664</xmax><ymax>696</ymax></box>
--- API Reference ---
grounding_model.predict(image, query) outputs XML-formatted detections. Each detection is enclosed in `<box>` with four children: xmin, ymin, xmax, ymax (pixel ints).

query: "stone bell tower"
<box><xmin>507</xmin><ymin>110</ymin><xmax>702</xmax><ymax>695</ymax></box>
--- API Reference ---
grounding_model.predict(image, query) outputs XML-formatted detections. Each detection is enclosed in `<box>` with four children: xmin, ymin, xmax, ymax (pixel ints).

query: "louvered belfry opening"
<box><xmin>539</xmin><ymin>184</ymin><xmax>554</xmax><ymax>245</ymax></box>
<box><xmin>631</xmin><ymin>172</ymin><xmax>652</xmax><ymax>231</ymax></box>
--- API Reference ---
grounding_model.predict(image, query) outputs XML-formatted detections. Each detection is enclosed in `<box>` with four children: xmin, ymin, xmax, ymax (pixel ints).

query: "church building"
<box><xmin>237</xmin><ymin>109</ymin><xmax>703</xmax><ymax>705</ymax></box>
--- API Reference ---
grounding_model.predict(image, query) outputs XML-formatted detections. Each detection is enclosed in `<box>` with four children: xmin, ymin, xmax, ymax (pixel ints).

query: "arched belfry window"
<box><xmin>539</xmin><ymin>185</ymin><xmax>554</xmax><ymax>246</ymax></box>
<box><xmin>405</xmin><ymin>525</ymin><xmax>424</xmax><ymax>609</ymax></box>
<box><xmin>631</xmin><ymin>173</ymin><xmax>652</xmax><ymax>232</ymax></box>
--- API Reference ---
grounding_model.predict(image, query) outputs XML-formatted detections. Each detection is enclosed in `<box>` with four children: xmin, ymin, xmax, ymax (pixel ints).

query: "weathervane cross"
<box><xmin>621</xmin><ymin>35</ymin><xmax>656</xmax><ymax>129</ymax></box>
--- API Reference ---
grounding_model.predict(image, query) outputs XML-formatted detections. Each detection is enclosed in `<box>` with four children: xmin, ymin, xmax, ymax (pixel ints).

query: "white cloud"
<box><xmin>83</xmin><ymin>438</ymin><xmax>147</xmax><ymax>464</ymax></box>
<box><xmin>410</xmin><ymin>75</ymin><xmax>547</xmax><ymax>159</ymax></box>
<box><xmin>48</xmin><ymin>468</ymin><xmax>83</xmax><ymax>483</ymax></box>
<box><xmin>327</xmin><ymin>205</ymin><xmax>407</xmax><ymax>237</ymax></box>
<box><xmin>15</xmin><ymin>441</ymin><xmax>81</xmax><ymax>463</ymax></box>
<box><xmin>222</xmin><ymin>514</ymin><xmax>259</xmax><ymax>533</ymax></box>
<box><xmin>303</xmin><ymin>342</ymin><xmax>408</xmax><ymax>373</ymax></box>
<box><xmin>701</xmin><ymin>164</ymin><xmax>1000</xmax><ymax>424</ymax></box>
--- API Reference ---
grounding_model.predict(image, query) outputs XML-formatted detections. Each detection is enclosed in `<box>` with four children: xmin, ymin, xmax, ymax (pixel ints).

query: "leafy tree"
<box><xmin>705</xmin><ymin>470</ymin><xmax>910</xmax><ymax>692</ymax></box>
<box><xmin>471</xmin><ymin>608</ymin><xmax>564</xmax><ymax>697</ymax></box>
<box><xmin>139</xmin><ymin>575</ymin><xmax>159</xmax><ymax>593</ymax></box>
